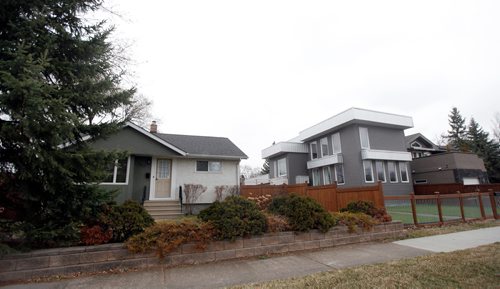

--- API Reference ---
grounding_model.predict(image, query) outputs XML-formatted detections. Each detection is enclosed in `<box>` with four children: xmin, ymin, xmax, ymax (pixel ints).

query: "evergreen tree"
<box><xmin>447</xmin><ymin>107</ymin><xmax>468</xmax><ymax>151</ymax></box>
<box><xmin>0</xmin><ymin>0</ymin><xmax>136</xmax><ymax>247</ymax></box>
<box><xmin>467</xmin><ymin>118</ymin><xmax>500</xmax><ymax>183</ymax></box>
<box><xmin>261</xmin><ymin>159</ymin><xmax>270</xmax><ymax>175</ymax></box>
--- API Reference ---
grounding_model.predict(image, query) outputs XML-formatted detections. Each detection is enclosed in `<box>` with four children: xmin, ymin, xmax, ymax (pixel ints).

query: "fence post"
<box><xmin>477</xmin><ymin>192</ymin><xmax>486</xmax><ymax>220</ymax></box>
<box><xmin>488</xmin><ymin>190</ymin><xmax>498</xmax><ymax>220</ymax></box>
<box><xmin>410</xmin><ymin>193</ymin><xmax>418</xmax><ymax>226</ymax></box>
<box><xmin>435</xmin><ymin>192</ymin><xmax>443</xmax><ymax>225</ymax></box>
<box><xmin>458</xmin><ymin>191</ymin><xmax>466</xmax><ymax>222</ymax></box>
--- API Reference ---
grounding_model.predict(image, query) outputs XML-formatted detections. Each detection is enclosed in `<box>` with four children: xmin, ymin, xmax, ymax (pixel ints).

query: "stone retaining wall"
<box><xmin>0</xmin><ymin>222</ymin><xmax>405</xmax><ymax>283</ymax></box>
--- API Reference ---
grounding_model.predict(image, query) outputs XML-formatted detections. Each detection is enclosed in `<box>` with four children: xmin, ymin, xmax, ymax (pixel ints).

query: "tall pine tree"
<box><xmin>261</xmin><ymin>159</ymin><xmax>270</xmax><ymax>175</ymax></box>
<box><xmin>467</xmin><ymin>118</ymin><xmax>500</xmax><ymax>183</ymax></box>
<box><xmin>447</xmin><ymin>107</ymin><xmax>468</xmax><ymax>151</ymax></box>
<box><xmin>0</xmin><ymin>0</ymin><xmax>136</xmax><ymax>246</ymax></box>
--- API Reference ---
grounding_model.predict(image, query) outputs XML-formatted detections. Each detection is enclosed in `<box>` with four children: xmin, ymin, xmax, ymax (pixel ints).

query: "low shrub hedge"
<box><xmin>106</xmin><ymin>200</ymin><xmax>155</xmax><ymax>242</ymax></box>
<box><xmin>264</xmin><ymin>213</ymin><xmax>291</xmax><ymax>233</ymax></box>
<box><xmin>331</xmin><ymin>211</ymin><xmax>378</xmax><ymax>232</ymax></box>
<box><xmin>198</xmin><ymin>196</ymin><xmax>267</xmax><ymax>240</ymax></box>
<box><xmin>268</xmin><ymin>194</ymin><xmax>336</xmax><ymax>232</ymax></box>
<box><xmin>340</xmin><ymin>200</ymin><xmax>392</xmax><ymax>223</ymax></box>
<box><xmin>126</xmin><ymin>218</ymin><xmax>215</xmax><ymax>257</ymax></box>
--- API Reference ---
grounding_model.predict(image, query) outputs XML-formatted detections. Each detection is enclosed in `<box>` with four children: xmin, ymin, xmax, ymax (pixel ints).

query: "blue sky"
<box><xmin>98</xmin><ymin>0</ymin><xmax>500</xmax><ymax>167</ymax></box>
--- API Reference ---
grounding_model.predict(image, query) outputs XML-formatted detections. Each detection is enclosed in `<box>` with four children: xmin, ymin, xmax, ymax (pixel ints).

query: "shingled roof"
<box><xmin>156</xmin><ymin>133</ymin><xmax>248</xmax><ymax>159</ymax></box>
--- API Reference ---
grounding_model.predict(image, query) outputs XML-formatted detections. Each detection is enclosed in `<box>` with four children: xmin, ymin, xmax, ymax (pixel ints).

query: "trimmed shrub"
<box><xmin>126</xmin><ymin>219</ymin><xmax>215</xmax><ymax>257</ymax></box>
<box><xmin>105</xmin><ymin>200</ymin><xmax>155</xmax><ymax>242</ymax></box>
<box><xmin>268</xmin><ymin>194</ymin><xmax>336</xmax><ymax>232</ymax></box>
<box><xmin>331</xmin><ymin>212</ymin><xmax>378</xmax><ymax>232</ymax></box>
<box><xmin>340</xmin><ymin>200</ymin><xmax>392</xmax><ymax>223</ymax></box>
<box><xmin>246</xmin><ymin>193</ymin><xmax>273</xmax><ymax>211</ymax></box>
<box><xmin>264</xmin><ymin>213</ymin><xmax>291</xmax><ymax>233</ymax></box>
<box><xmin>80</xmin><ymin>225</ymin><xmax>113</xmax><ymax>245</ymax></box>
<box><xmin>198</xmin><ymin>196</ymin><xmax>267</xmax><ymax>240</ymax></box>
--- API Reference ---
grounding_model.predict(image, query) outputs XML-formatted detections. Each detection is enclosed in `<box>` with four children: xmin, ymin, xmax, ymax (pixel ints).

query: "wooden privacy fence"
<box><xmin>384</xmin><ymin>191</ymin><xmax>499</xmax><ymax>226</ymax></box>
<box><xmin>240</xmin><ymin>182</ymin><xmax>385</xmax><ymax>212</ymax></box>
<box><xmin>414</xmin><ymin>183</ymin><xmax>500</xmax><ymax>195</ymax></box>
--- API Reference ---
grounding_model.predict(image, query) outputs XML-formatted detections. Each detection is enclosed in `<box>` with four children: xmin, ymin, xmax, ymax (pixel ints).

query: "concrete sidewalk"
<box><xmin>3</xmin><ymin>227</ymin><xmax>499</xmax><ymax>289</ymax></box>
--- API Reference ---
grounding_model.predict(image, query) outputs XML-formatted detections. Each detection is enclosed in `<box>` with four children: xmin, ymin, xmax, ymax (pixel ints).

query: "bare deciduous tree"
<box><xmin>214</xmin><ymin>185</ymin><xmax>227</xmax><ymax>202</ymax></box>
<box><xmin>224</xmin><ymin>185</ymin><xmax>239</xmax><ymax>197</ymax></box>
<box><xmin>183</xmin><ymin>184</ymin><xmax>207</xmax><ymax>214</ymax></box>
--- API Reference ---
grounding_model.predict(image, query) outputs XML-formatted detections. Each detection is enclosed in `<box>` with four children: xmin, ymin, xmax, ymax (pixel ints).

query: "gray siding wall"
<box><xmin>304</xmin><ymin>124</ymin><xmax>412</xmax><ymax>195</ymax></box>
<box><xmin>287</xmin><ymin>153</ymin><xmax>309</xmax><ymax>184</ymax></box>
<box><xmin>90</xmin><ymin>126</ymin><xmax>181</xmax><ymax>157</ymax></box>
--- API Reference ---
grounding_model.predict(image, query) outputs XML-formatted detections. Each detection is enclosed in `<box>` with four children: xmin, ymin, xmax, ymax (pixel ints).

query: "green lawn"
<box><xmin>386</xmin><ymin>203</ymin><xmax>497</xmax><ymax>224</ymax></box>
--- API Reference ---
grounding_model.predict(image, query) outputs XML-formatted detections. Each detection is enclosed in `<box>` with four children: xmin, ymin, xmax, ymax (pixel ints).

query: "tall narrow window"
<box><xmin>310</xmin><ymin>142</ymin><xmax>318</xmax><ymax>159</ymax></box>
<box><xmin>335</xmin><ymin>164</ymin><xmax>345</xmax><ymax>184</ymax></box>
<box><xmin>277</xmin><ymin>158</ymin><xmax>287</xmax><ymax>177</ymax></box>
<box><xmin>363</xmin><ymin>160</ymin><xmax>374</xmax><ymax>183</ymax></box>
<box><xmin>359</xmin><ymin>127</ymin><xmax>370</xmax><ymax>149</ymax></box>
<box><xmin>320</xmin><ymin>138</ymin><xmax>329</xmax><ymax>157</ymax></box>
<box><xmin>375</xmin><ymin>161</ymin><xmax>386</xmax><ymax>183</ymax></box>
<box><xmin>388</xmin><ymin>161</ymin><xmax>398</xmax><ymax>183</ymax></box>
<box><xmin>399</xmin><ymin>162</ymin><xmax>409</xmax><ymax>183</ymax></box>
<box><xmin>332</xmin><ymin>132</ymin><xmax>342</xmax><ymax>154</ymax></box>
<box><xmin>322</xmin><ymin>166</ymin><xmax>332</xmax><ymax>185</ymax></box>
<box><xmin>312</xmin><ymin>168</ymin><xmax>321</xmax><ymax>186</ymax></box>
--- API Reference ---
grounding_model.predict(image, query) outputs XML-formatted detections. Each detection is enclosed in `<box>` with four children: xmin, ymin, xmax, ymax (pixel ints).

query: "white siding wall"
<box><xmin>172</xmin><ymin>159</ymin><xmax>240</xmax><ymax>203</ymax></box>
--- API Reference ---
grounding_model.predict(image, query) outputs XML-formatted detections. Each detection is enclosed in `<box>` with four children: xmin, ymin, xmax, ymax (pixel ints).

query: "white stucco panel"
<box><xmin>172</xmin><ymin>159</ymin><xmax>240</xmax><ymax>203</ymax></box>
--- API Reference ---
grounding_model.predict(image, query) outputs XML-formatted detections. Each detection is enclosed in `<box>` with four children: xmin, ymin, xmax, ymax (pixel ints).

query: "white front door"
<box><xmin>151</xmin><ymin>158</ymin><xmax>173</xmax><ymax>199</ymax></box>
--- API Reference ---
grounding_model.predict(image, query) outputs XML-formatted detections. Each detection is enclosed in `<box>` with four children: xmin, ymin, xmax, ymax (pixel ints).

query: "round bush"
<box><xmin>106</xmin><ymin>200</ymin><xmax>155</xmax><ymax>242</ymax></box>
<box><xmin>198</xmin><ymin>196</ymin><xmax>267</xmax><ymax>240</ymax></box>
<box><xmin>268</xmin><ymin>194</ymin><xmax>336</xmax><ymax>232</ymax></box>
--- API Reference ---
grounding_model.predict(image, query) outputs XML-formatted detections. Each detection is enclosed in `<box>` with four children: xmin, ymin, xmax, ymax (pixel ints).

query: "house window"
<box><xmin>411</xmin><ymin>141</ymin><xmax>422</xmax><ymax>148</ymax></box>
<box><xmin>399</xmin><ymin>162</ymin><xmax>409</xmax><ymax>183</ymax></box>
<box><xmin>157</xmin><ymin>159</ymin><xmax>171</xmax><ymax>179</ymax></box>
<box><xmin>376</xmin><ymin>161</ymin><xmax>386</xmax><ymax>183</ymax></box>
<box><xmin>196</xmin><ymin>160</ymin><xmax>221</xmax><ymax>172</ymax></box>
<box><xmin>359</xmin><ymin>127</ymin><xmax>370</xmax><ymax>149</ymax></box>
<box><xmin>312</xmin><ymin>168</ymin><xmax>321</xmax><ymax>186</ymax></box>
<box><xmin>322</xmin><ymin>166</ymin><xmax>332</xmax><ymax>185</ymax></box>
<box><xmin>103</xmin><ymin>157</ymin><xmax>129</xmax><ymax>184</ymax></box>
<box><xmin>277</xmin><ymin>158</ymin><xmax>287</xmax><ymax>177</ymax></box>
<box><xmin>387</xmin><ymin>161</ymin><xmax>398</xmax><ymax>183</ymax></box>
<box><xmin>320</xmin><ymin>138</ymin><xmax>329</xmax><ymax>158</ymax></box>
<box><xmin>335</xmin><ymin>164</ymin><xmax>345</xmax><ymax>185</ymax></box>
<box><xmin>310</xmin><ymin>142</ymin><xmax>318</xmax><ymax>159</ymax></box>
<box><xmin>363</xmin><ymin>160</ymin><xmax>374</xmax><ymax>183</ymax></box>
<box><xmin>332</xmin><ymin>132</ymin><xmax>342</xmax><ymax>154</ymax></box>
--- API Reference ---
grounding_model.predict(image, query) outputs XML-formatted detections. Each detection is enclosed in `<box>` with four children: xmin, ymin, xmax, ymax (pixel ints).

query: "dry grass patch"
<box><xmin>404</xmin><ymin>220</ymin><xmax>500</xmax><ymax>239</ymax></box>
<box><xmin>231</xmin><ymin>243</ymin><xmax>500</xmax><ymax>289</ymax></box>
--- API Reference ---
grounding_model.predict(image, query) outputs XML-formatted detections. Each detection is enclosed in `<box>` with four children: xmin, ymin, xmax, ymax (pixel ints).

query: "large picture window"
<box><xmin>359</xmin><ymin>127</ymin><xmax>370</xmax><ymax>149</ymax></box>
<box><xmin>363</xmin><ymin>160</ymin><xmax>374</xmax><ymax>183</ymax></box>
<box><xmin>376</xmin><ymin>161</ymin><xmax>386</xmax><ymax>183</ymax></box>
<box><xmin>322</xmin><ymin>166</ymin><xmax>332</xmax><ymax>185</ymax></box>
<box><xmin>277</xmin><ymin>158</ymin><xmax>287</xmax><ymax>177</ymax></box>
<box><xmin>310</xmin><ymin>142</ymin><xmax>318</xmax><ymax>159</ymax></box>
<box><xmin>103</xmin><ymin>157</ymin><xmax>129</xmax><ymax>184</ymax></box>
<box><xmin>335</xmin><ymin>164</ymin><xmax>345</xmax><ymax>185</ymax></box>
<box><xmin>388</xmin><ymin>161</ymin><xmax>398</xmax><ymax>183</ymax></box>
<box><xmin>399</xmin><ymin>162</ymin><xmax>409</xmax><ymax>183</ymax></box>
<box><xmin>332</xmin><ymin>132</ymin><xmax>342</xmax><ymax>154</ymax></box>
<box><xmin>320</xmin><ymin>138</ymin><xmax>329</xmax><ymax>157</ymax></box>
<box><xmin>196</xmin><ymin>160</ymin><xmax>221</xmax><ymax>172</ymax></box>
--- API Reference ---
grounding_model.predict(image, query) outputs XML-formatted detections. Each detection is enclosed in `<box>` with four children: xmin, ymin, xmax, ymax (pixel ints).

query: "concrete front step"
<box><xmin>143</xmin><ymin>200</ymin><xmax>183</xmax><ymax>221</ymax></box>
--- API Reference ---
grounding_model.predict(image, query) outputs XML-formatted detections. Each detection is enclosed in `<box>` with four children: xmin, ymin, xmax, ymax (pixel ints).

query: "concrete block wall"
<box><xmin>0</xmin><ymin>222</ymin><xmax>405</xmax><ymax>283</ymax></box>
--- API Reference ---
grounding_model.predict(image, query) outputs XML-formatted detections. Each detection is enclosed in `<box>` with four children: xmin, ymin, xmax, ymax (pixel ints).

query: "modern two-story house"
<box><xmin>262</xmin><ymin>108</ymin><xmax>414</xmax><ymax>195</ymax></box>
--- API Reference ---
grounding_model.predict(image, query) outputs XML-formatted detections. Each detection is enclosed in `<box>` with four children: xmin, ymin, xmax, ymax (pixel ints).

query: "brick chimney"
<box><xmin>149</xmin><ymin>121</ymin><xmax>158</xmax><ymax>133</ymax></box>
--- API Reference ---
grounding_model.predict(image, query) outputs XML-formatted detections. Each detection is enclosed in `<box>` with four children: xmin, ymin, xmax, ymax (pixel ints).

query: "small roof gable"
<box><xmin>405</xmin><ymin>133</ymin><xmax>442</xmax><ymax>150</ymax></box>
<box><xmin>156</xmin><ymin>133</ymin><xmax>248</xmax><ymax>159</ymax></box>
